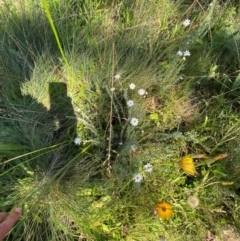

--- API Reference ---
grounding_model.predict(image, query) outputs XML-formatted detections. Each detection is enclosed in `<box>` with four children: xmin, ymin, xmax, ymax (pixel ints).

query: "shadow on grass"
<box><xmin>0</xmin><ymin>0</ymin><xmax>81</xmax><ymax>169</ymax></box>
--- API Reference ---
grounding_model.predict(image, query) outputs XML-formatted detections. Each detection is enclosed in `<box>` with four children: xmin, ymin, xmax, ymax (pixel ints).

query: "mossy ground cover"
<box><xmin>0</xmin><ymin>0</ymin><xmax>240</xmax><ymax>240</ymax></box>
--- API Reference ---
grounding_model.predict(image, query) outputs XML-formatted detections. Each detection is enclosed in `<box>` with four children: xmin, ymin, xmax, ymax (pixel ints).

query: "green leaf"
<box><xmin>232</xmin><ymin>75</ymin><xmax>240</xmax><ymax>90</ymax></box>
<box><xmin>150</xmin><ymin>113</ymin><xmax>159</xmax><ymax>120</ymax></box>
<box><xmin>0</xmin><ymin>144</ymin><xmax>26</xmax><ymax>152</ymax></box>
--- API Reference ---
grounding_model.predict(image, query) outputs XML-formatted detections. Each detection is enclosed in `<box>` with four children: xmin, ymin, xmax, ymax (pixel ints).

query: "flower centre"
<box><xmin>162</xmin><ymin>207</ymin><xmax>167</xmax><ymax>212</ymax></box>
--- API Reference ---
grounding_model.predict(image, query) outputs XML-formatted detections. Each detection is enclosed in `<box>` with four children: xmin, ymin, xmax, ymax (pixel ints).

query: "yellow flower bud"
<box><xmin>180</xmin><ymin>156</ymin><xmax>196</xmax><ymax>176</ymax></box>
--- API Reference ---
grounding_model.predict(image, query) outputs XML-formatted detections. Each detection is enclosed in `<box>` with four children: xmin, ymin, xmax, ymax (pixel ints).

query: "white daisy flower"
<box><xmin>110</xmin><ymin>87</ymin><xmax>115</xmax><ymax>91</ymax></box>
<box><xmin>144</xmin><ymin>163</ymin><xmax>153</xmax><ymax>173</ymax></box>
<box><xmin>129</xmin><ymin>83</ymin><xmax>136</xmax><ymax>90</ymax></box>
<box><xmin>130</xmin><ymin>117</ymin><xmax>139</xmax><ymax>126</ymax></box>
<box><xmin>134</xmin><ymin>173</ymin><xmax>143</xmax><ymax>183</ymax></box>
<box><xmin>183</xmin><ymin>19</ymin><xmax>191</xmax><ymax>27</ymax></box>
<box><xmin>114</xmin><ymin>74</ymin><xmax>121</xmax><ymax>80</ymax></box>
<box><xmin>138</xmin><ymin>88</ymin><xmax>146</xmax><ymax>96</ymax></box>
<box><xmin>183</xmin><ymin>50</ymin><xmax>191</xmax><ymax>56</ymax></box>
<box><xmin>74</xmin><ymin>137</ymin><xmax>82</xmax><ymax>145</ymax></box>
<box><xmin>127</xmin><ymin>100</ymin><xmax>134</xmax><ymax>107</ymax></box>
<box><xmin>177</xmin><ymin>50</ymin><xmax>183</xmax><ymax>56</ymax></box>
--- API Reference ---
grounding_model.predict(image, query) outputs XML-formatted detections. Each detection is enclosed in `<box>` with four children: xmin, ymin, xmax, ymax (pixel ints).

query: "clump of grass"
<box><xmin>0</xmin><ymin>0</ymin><xmax>240</xmax><ymax>240</ymax></box>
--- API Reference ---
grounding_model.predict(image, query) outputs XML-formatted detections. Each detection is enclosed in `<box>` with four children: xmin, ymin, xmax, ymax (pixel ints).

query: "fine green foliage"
<box><xmin>0</xmin><ymin>0</ymin><xmax>240</xmax><ymax>240</ymax></box>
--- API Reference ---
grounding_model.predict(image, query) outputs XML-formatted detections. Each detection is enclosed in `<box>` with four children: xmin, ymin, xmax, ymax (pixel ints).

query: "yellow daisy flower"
<box><xmin>156</xmin><ymin>202</ymin><xmax>173</xmax><ymax>219</ymax></box>
<box><xmin>180</xmin><ymin>156</ymin><xmax>196</xmax><ymax>176</ymax></box>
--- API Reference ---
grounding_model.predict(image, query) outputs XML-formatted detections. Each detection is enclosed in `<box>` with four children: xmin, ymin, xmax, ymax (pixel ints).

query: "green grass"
<box><xmin>0</xmin><ymin>0</ymin><xmax>240</xmax><ymax>240</ymax></box>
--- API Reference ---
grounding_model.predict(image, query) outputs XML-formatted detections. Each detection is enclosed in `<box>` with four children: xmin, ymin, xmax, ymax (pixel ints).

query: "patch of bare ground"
<box><xmin>205</xmin><ymin>225</ymin><xmax>240</xmax><ymax>241</ymax></box>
